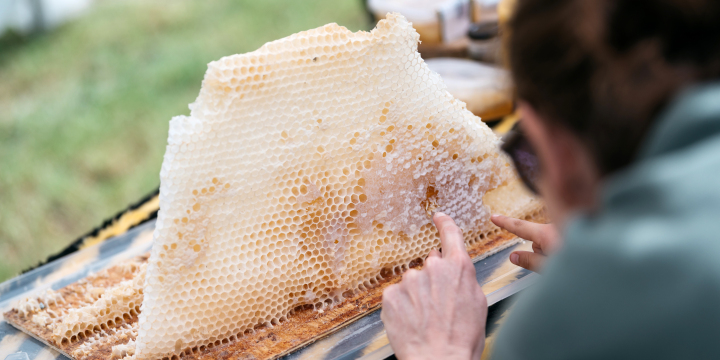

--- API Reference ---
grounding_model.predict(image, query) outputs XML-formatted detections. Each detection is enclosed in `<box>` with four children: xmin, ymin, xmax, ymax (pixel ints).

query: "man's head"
<box><xmin>507</xmin><ymin>0</ymin><xmax>720</xmax><ymax>226</ymax></box>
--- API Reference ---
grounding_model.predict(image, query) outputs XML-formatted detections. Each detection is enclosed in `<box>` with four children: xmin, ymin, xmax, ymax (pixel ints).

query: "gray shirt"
<box><xmin>492</xmin><ymin>82</ymin><xmax>720</xmax><ymax>359</ymax></box>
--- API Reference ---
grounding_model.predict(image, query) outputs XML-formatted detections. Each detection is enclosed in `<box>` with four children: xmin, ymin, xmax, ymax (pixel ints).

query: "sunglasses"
<box><xmin>501</xmin><ymin>123</ymin><xmax>541</xmax><ymax>195</ymax></box>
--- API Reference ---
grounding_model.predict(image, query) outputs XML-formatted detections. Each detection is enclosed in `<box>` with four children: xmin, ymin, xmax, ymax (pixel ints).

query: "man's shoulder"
<box><xmin>492</xmin><ymin>216</ymin><xmax>720</xmax><ymax>360</ymax></box>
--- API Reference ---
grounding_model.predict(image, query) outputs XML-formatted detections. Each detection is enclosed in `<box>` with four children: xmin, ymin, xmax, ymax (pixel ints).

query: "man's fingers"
<box><xmin>491</xmin><ymin>215</ymin><xmax>547</xmax><ymax>244</ymax></box>
<box><xmin>432</xmin><ymin>212</ymin><xmax>468</xmax><ymax>259</ymax></box>
<box><xmin>509</xmin><ymin>251</ymin><xmax>545</xmax><ymax>273</ymax></box>
<box><xmin>532</xmin><ymin>242</ymin><xmax>544</xmax><ymax>255</ymax></box>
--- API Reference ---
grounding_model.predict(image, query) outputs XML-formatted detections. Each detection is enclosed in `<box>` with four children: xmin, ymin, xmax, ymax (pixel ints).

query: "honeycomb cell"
<box><xmin>134</xmin><ymin>13</ymin><xmax>520</xmax><ymax>360</ymax></box>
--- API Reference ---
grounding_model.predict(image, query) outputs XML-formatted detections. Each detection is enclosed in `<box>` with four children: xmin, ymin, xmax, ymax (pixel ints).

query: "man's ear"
<box><xmin>552</xmin><ymin>127</ymin><xmax>592</xmax><ymax>200</ymax></box>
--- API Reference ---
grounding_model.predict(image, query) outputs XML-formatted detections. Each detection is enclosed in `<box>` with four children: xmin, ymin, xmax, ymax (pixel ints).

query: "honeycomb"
<box><xmin>52</xmin><ymin>264</ymin><xmax>145</xmax><ymax>344</ymax></box>
<box><xmin>135</xmin><ymin>14</ymin><xmax>515</xmax><ymax>359</ymax></box>
<box><xmin>4</xmin><ymin>256</ymin><xmax>149</xmax><ymax>360</ymax></box>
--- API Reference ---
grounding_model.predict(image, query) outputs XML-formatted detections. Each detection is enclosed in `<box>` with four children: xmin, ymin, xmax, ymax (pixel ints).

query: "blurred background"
<box><xmin>0</xmin><ymin>0</ymin><xmax>371</xmax><ymax>282</ymax></box>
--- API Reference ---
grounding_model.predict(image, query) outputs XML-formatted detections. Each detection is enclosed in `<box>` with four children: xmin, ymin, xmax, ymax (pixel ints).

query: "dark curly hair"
<box><xmin>508</xmin><ymin>0</ymin><xmax>720</xmax><ymax>174</ymax></box>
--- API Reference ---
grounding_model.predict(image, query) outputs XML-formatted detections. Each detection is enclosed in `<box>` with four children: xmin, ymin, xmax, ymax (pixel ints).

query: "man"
<box><xmin>381</xmin><ymin>0</ymin><xmax>720</xmax><ymax>358</ymax></box>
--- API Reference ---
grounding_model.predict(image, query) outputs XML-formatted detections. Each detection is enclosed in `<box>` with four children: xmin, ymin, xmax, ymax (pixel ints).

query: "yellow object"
<box><xmin>80</xmin><ymin>195</ymin><xmax>160</xmax><ymax>250</ymax></box>
<box><xmin>497</xmin><ymin>0</ymin><xmax>517</xmax><ymax>26</ymax></box>
<box><xmin>494</xmin><ymin>110</ymin><xmax>520</xmax><ymax>135</ymax></box>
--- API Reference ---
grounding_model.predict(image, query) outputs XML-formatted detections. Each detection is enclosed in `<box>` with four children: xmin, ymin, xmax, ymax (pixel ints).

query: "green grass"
<box><xmin>0</xmin><ymin>0</ymin><xmax>371</xmax><ymax>282</ymax></box>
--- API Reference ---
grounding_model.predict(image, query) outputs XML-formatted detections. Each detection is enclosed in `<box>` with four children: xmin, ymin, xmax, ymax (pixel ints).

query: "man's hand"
<box><xmin>490</xmin><ymin>215</ymin><xmax>560</xmax><ymax>273</ymax></box>
<box><xmin>381</xmin><ymin>213</ymin><xmax>487</xmax><ymax>360</ymax></box>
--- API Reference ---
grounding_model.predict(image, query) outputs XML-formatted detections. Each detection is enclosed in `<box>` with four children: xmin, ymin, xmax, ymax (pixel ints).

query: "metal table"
<box><xmin>0</xmin><ymin>220</ymin><xmax>537</xmax><ymax>360</ymax></box>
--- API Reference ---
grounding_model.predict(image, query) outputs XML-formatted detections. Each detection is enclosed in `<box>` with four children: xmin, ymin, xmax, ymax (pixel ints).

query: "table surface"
<box><xmin>0</xmin><ymin>220</ymin><xmax>537</xmax><ymax>360</ymax></box>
